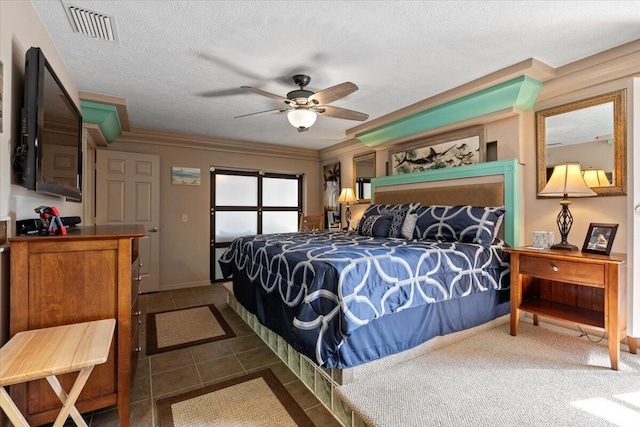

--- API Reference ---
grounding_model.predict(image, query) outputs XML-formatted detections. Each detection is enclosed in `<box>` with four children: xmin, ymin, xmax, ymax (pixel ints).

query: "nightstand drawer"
<box><xmin>519</xmin><ymin>255</ymin><xmax>605</xmax><ymax>287</ymax></box>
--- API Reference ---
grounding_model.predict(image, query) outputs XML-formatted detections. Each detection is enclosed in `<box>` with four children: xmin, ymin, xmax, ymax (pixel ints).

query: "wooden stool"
<box><xmin>0</xmin><ymin>319</ymin><xmax>116</xmax><ymax>427</ymax></box>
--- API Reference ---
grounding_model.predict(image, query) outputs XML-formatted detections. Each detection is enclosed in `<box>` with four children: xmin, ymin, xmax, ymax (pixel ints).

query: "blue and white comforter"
<box><xmin>219</xmin><ymin>230</ymin><xmax>509</xmax><ymax>366</ymax></box>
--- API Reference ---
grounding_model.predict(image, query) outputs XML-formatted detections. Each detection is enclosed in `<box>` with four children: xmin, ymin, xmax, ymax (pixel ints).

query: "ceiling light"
<box><xmin>287</xmin><ymin>109</ymin><xmax>317</xmax><ymax>130</ymax></box>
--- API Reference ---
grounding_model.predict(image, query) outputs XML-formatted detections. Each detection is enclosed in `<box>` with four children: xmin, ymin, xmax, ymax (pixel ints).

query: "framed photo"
<box><xmin>389</xmin><ymin>126</ymin><xmax>485</xmax><ymax>175</ymax></box>
<box><xmin>582</xmin><ymin>223</ymin><xmax>618</xmax><ymax>255</ymax></box>
<box><xmin>326</xmin><ymin>211</ymin><xmax>341</xmax><ymax>230</ymax></box>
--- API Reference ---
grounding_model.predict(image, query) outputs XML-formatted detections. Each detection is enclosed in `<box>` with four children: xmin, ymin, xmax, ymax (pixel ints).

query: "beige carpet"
<box><xmin>338</xmin><ymin>321</ymin><xmax>640</xmax><ymax>427</ymax></box>
<box><xmin>156</xmin><ymin>369</ymin><xmax>314</xmax><ymax>427</ymax></box>
<box><xmin>147</xmin><ymin>305</ymin><xmax>235</xmax><ymax>355</ymax></box>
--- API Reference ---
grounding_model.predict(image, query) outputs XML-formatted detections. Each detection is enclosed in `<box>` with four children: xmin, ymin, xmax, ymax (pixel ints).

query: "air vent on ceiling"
<box><xmin>63</xmin><ymin>4</ymin><xmax>117</xmax><ymax>41</ymax></box>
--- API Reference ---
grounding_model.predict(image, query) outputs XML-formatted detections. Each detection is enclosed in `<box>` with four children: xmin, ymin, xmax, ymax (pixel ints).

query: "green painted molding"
<box><xmin>81</xmin><ymin>101</ymin><xmax>123</xmax><ymax>143</ymax></box>
<box><xmin>371</xmin><ymin>159</ymin><xmax>521</xmax><ymax>246</ymax></box>
<box><xmin>356</xmin><ymin>76</ymin><xmax>542</xmax><ymax>147</ymax></box>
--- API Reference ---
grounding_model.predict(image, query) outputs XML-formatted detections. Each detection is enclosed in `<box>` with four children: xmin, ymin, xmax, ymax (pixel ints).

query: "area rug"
<box><xmin>339</xmin><ymin>321</ymin><xmax>640</xmax><ymax>427</ymax></box>
<box><xmin>147</xmin><ymin>304</ymin><xmax>235</xmax><ymax>355</ymax></box>
<box><xmin>156</xmin><ymin>369</ymin><xmax>314</xmax><ymax>427</ymax></box>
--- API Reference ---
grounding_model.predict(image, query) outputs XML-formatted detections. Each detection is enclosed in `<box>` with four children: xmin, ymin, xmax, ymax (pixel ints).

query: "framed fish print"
<box><xmin>389</xmin><ymin>126</ymin><xmax>486</xmax><ymax>175</ymax></box>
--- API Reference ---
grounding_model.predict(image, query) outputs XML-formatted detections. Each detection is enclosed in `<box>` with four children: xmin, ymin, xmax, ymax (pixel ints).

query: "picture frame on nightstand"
<box><xmin>582</xmin><ymin>223</ymin><xmax>618</xmax><ymax>255</ymax></box>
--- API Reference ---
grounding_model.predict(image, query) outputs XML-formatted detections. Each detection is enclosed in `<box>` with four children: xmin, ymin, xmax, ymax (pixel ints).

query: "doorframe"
<box><xmin>628</xmin><ymin>77</ymin><xmax>639</xmax><ymax>337</ymax></box>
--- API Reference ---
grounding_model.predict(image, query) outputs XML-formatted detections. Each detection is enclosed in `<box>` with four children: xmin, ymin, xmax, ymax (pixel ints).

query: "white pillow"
<box><xmin>401</xmin><ymin>213</ymin><xmax>418</xmax><ymax>240</ymax></box>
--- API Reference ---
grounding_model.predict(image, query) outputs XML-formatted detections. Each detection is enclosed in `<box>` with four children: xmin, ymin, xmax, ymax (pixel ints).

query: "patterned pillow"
<box><xmin>357</xmin><ymin>203</ymin><xmax>419</xmax><ymax>238</ymax></box>
<box><xmin>359</xmin><ymin>215</ymin><xmax>393</xmax><ymax>237</ymax></box>
<box><xmin>413</xmin><ymin>205</ymin><xmax>505</xmax><ymax>247</ymax></box>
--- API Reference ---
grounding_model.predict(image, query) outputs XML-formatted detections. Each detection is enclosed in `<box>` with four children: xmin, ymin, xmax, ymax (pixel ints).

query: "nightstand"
<box><xmin>505</xmin><ymin>247</ymin><xmax>638</xmax><ymax>370</ymax></box>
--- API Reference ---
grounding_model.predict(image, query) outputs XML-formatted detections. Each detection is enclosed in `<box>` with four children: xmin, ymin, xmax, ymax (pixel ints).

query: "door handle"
<box><xmin>635</xmin><ymin>205</ymin><xmax>640</xmax><ymax>215</ymax></box>
<box><xmin>149</xmin><ymin>227</ymin><xmax>159</xmax><ymax>232</ymax></box>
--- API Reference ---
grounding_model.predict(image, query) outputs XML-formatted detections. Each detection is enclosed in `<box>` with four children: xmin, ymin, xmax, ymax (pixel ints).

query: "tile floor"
<box><xmin>62</xmin><ymin>284</ymin><xmax>342</xmax><ymax>427</ymax></box>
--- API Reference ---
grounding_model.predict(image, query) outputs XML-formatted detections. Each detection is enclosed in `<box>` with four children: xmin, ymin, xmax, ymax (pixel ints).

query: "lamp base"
<box><xmin>550</xmin><ymin>242</ymin><xmax>579</xmax><ymax>251</ymax></box>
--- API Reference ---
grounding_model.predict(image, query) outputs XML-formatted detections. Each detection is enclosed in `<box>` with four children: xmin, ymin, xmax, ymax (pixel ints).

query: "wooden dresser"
<box><xmin>9</xmin><ymin>225</ymin><xmax>145</xmax><ymax>426</ymax></box>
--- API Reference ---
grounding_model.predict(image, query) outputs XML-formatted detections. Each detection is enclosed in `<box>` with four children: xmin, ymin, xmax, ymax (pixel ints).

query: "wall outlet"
<box><xmin>181</xmin><ymin>214</ymin><xmax>188</xmax><ymax>223</ymax></box>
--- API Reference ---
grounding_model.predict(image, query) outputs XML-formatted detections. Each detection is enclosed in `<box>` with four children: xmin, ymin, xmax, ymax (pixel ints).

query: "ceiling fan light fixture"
<box><xmin>287</xmin><ymin>109</ymin><xmax>317</xmax><ymax>130</ymax></box>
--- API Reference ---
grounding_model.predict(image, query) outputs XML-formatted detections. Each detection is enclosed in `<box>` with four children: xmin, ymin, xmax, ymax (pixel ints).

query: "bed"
<box><xmin>219</xmin><ymin>159</ymin><xmax>521</xmax><ymax>372</ymax></box>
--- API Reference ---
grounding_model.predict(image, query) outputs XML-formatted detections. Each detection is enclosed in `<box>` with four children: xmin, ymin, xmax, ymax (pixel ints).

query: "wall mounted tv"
<box><xmin>15</xmin><ymin>47</ymin><xmax>82</xmax><ymax>201</ymax></box>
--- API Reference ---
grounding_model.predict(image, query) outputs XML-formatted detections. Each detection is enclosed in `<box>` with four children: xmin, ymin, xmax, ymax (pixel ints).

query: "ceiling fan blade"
<box><xmin>234</xmin><ymin>108</ymin><xmax>285</xmax><ymax>119</ymax></box>
<box><xmin>313</xmin><ymin>105</ymin><xmax>369</xmax><ymax>121</ymax></box>
<box><xmin>241</xmin><ymin>86</ymin><xmax>289</xmax><ymax>103</ymax></box>
<box><xmin>308</xmin><ymin>82</ymin><xmax>358</xmax><ymax>105</ymax></box>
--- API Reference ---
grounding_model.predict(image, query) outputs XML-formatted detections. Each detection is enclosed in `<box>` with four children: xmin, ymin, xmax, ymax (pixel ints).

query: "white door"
<box><xmin>96</xmin><ymin>150</ymin><xmax>160</xmax><ymax>293</ymax></box>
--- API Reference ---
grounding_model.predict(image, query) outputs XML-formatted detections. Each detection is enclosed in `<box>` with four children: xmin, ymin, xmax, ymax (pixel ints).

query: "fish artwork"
<box><xmin>392</xmin><ymin>138</ymin><xmax>480</xmax><ymax>175</ymax></box>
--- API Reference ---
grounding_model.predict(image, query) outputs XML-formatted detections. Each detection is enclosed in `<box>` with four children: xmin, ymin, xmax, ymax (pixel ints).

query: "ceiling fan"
<box><xmin>236</xmin><ymin>74</ymin><xmax>369</xmax><ymax>132</ymax></box>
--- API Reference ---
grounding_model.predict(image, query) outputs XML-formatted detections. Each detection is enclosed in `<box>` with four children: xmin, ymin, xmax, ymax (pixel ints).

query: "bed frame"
<box><xmin>225</xmin><ymin>158</ymin><xmax>521</xmax><ymax>427</ymax></box>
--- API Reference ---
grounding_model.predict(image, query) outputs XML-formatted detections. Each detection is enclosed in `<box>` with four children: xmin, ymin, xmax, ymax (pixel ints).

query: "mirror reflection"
<box><xmin>353</xmin><ymin>152</ymin><xmax>375</xmax><ymax>203</ymax></box>
<box><xmin>536</xmin><ymin>89</ymin><xmax>626</xmax><ymax>197</ymax></box>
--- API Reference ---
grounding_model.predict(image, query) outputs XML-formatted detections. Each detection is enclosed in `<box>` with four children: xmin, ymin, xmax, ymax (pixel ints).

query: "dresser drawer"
<box><xmin>519</xmin><ymin>255</ymin><xmax>605</xmax><ymax>287</ymax></box>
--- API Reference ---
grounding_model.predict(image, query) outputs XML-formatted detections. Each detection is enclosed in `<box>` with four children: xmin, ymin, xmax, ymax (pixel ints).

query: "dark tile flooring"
<box><xmin>62</xmin><ymin>284</ymin><xmax>342</xmax><ymax>427</ymax></box>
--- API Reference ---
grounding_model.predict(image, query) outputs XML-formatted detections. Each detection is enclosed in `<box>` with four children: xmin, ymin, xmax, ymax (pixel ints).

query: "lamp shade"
<box><xmin>337</xmin><ymin>187</ymin><xmax>358</xmax><ymax>204</ymax></box>
<box><xmin>538</xmin><ymin>163</ymin><xmax>596</xmax><ymax>198</ymax></box>
<box><xmin>581</xmin><ymin>168</ymin><xmax>611</xmax><ymax>187</ymax></box>
<box><xmin>287</xmin><ymin>109</ymin><xmax>317</xmax><ymax>129</ymax></box>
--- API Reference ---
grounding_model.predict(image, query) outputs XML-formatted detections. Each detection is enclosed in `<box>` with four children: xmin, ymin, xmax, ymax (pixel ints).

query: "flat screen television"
<box><xmin>15</xmin><ymin>47</ymin><xmax>82</xmax><ymax>201</ymax></box>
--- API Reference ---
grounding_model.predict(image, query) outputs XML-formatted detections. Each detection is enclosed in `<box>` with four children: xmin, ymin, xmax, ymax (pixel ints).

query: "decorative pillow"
<box><xmin>357</xmin><ymin>203</ymin><xmax>419</xmax><ymax>238</ymax></box>
<box><xmin>401</xmin><ymin>213</ymin><xmax>418</xmax><ymax>240</ymax></box>
<box><xmin>359</xmin><ymin>215</ymin><xmax>393</xmax><ymax>237</ymax></box>
<box><xmin>413</xmin><ymin>205</ymin><xmax>505</xmax><ymax>247</ymax></box>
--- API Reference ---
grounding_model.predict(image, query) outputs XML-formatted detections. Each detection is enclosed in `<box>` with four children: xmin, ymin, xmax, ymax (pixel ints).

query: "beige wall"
<box><xmin>108</xmin><ymin>133</ymin><xmax>321</xmax><ymax>289</ymax></box>
<box><xmin>0</xmin><ymin>1</ymin><xmax>83</xmax><ymax>223</ymax></box>
<box><xmin>526</xmin><ymin>78</ymin><xmax>632</xmax><ymax>254</ymax></box>
<box><xmin>321</xmin><ymin>114</ymin><xmax>521</xmax><ymax>228</ymax></box>
<box><xmin>321</xmin><ymin>45</ymin><xmax>639</xmax><ymax>255</ymax></box>
<box><xmin>0</xmin><ymin>3</ymin><xmax>84</xmax><ymax>426</ymax></box>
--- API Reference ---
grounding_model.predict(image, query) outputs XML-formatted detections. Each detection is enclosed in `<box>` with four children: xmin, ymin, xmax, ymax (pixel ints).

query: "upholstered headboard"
<box><xmin>370</xmin><ymin>159</ymin><xmax>521</xmax><ymax>246</ymax></box>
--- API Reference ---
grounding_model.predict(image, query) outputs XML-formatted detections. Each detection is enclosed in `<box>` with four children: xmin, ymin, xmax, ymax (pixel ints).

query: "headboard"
<box><xmin>371</xmin><ymin>159</ymin><xmax>521</xmax><ymax>246</ymax></box>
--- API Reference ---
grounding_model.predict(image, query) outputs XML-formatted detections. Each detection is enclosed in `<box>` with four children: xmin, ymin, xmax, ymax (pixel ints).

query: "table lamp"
<box><xmin>538</xmin><ymin>163</ymin><xmax>596</xmax><ymax>250</ymax></box>
<box><xmin>337</xmin><ymin>188</ymin><xmax>358</xmax><ymax>230</ymax></box>
<box><xmin>581</xmin><ymin>167</ymin><xmax>611</xmax><ymax>187</ymax></box>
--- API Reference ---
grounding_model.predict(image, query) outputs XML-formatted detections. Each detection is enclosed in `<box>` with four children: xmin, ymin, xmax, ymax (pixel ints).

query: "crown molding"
<box><xmin>119</xmin><ymin>127</ymin><xmax>320</xmax><ymax>162</ymax></box>
<box><xmin>347</xmin><ymin>58</ymin><xmax>554</xmax><ymax>139</ymax></box>
<box><xmin>355</xmin><ymin>76</ymin><xmax>542</xmax><ymax>148</ymax></box>
<box><xmin>79</xmin><ymin>91</ymin><xmax>131</xmax><ymax>131</ymax></box>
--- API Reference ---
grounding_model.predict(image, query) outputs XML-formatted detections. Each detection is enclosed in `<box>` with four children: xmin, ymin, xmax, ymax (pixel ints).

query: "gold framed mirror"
<box><xmin>353</xmin><ymin>152</ymin><xmax>376</xmax><ymax>203</ymax></box>
<box><xmin>536</xmin><ymin>89</ymin><xmax>627</xmax><ymax>197</ymax></box>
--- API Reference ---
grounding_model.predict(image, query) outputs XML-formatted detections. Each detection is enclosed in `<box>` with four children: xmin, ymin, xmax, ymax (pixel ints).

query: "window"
<box><xmin>210</xmin><ymin>168</ymin><xmax>302</xmax><ymax>281</ymax></box>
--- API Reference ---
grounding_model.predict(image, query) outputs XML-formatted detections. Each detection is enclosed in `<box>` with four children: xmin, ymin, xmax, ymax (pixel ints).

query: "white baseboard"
<box><xmin>159</xmin><ymin>280</ymin><xmax>211</xmax><ymax>292</ymax></box>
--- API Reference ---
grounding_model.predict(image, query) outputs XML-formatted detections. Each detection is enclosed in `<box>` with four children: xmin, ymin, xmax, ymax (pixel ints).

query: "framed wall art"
<box><xmin>171</xmin><ymin>167</ymin><xmax>201</xmax><ymax>185</ymax></box>
<box><xmin>323</xmin><ymin>162</ymin><xmax>340</xmax><ymax>228</ymax></box>
<box><xmin>389</xmin><ymin>127</ymin><xmax>486</xmax><ymax>175</ymax></box>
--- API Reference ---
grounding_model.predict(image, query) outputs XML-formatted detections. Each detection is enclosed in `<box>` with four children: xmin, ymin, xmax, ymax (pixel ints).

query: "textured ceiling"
<box><xmin>32</xmin><ymin>0</ymin><xmax>640</xmax><ymax>150</ymax></box>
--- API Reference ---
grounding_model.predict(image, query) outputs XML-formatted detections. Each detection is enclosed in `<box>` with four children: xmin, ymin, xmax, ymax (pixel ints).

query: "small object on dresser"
<box><xmin>532</xmin><ymin>231</ymin><xmax>555</xmax><ymax>248</ymax></box>
<box><xmin>582</xmin><ymin>223</ymin><xmax>618</xmax><ymax>255</ymax></box>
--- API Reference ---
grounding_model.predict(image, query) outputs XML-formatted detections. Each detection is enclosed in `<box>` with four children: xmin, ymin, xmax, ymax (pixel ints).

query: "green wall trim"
<box><xmin>356</xmin><ymin>76</ymin><xmax>543</xmax><ymax>147</ymax></box>
<box><xmin>81</xmin><ymin>101</ymin><xmax>123</xmax><ymax>143</ymax></box>
<box><xmin>371</xmin><ymin>159</ymin><xmax>521</xmax><ymax>246</ymax></box>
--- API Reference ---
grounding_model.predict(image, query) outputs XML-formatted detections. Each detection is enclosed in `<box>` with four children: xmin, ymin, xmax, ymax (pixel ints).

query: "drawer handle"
<box><xmin>138</xmin><ymin>291</ymin><xmax>143</xmax><ymax>295</ymax></box>
<box><xmin>551</xmin><ymin>265</ymin><xmax>559</xmax><ymax>272</ymax></box>
<box><xmin>134</xmin><ymin>311</ymin><xmax>142</xmax><ymax>316</ymax></box>
<box><xmin>134</xmin><ymin>346</ymin><xmax>142</xmax><ymax>352</ymax></box>
<box><xmin>139</xmin><ymin>263</ymin><xmax>143</xmax><ymax>267</ymax></box>
<box><xmin>138</xmin><ymin>320</ymin><xmax>142</xmax><ymax>325</ymax></box>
